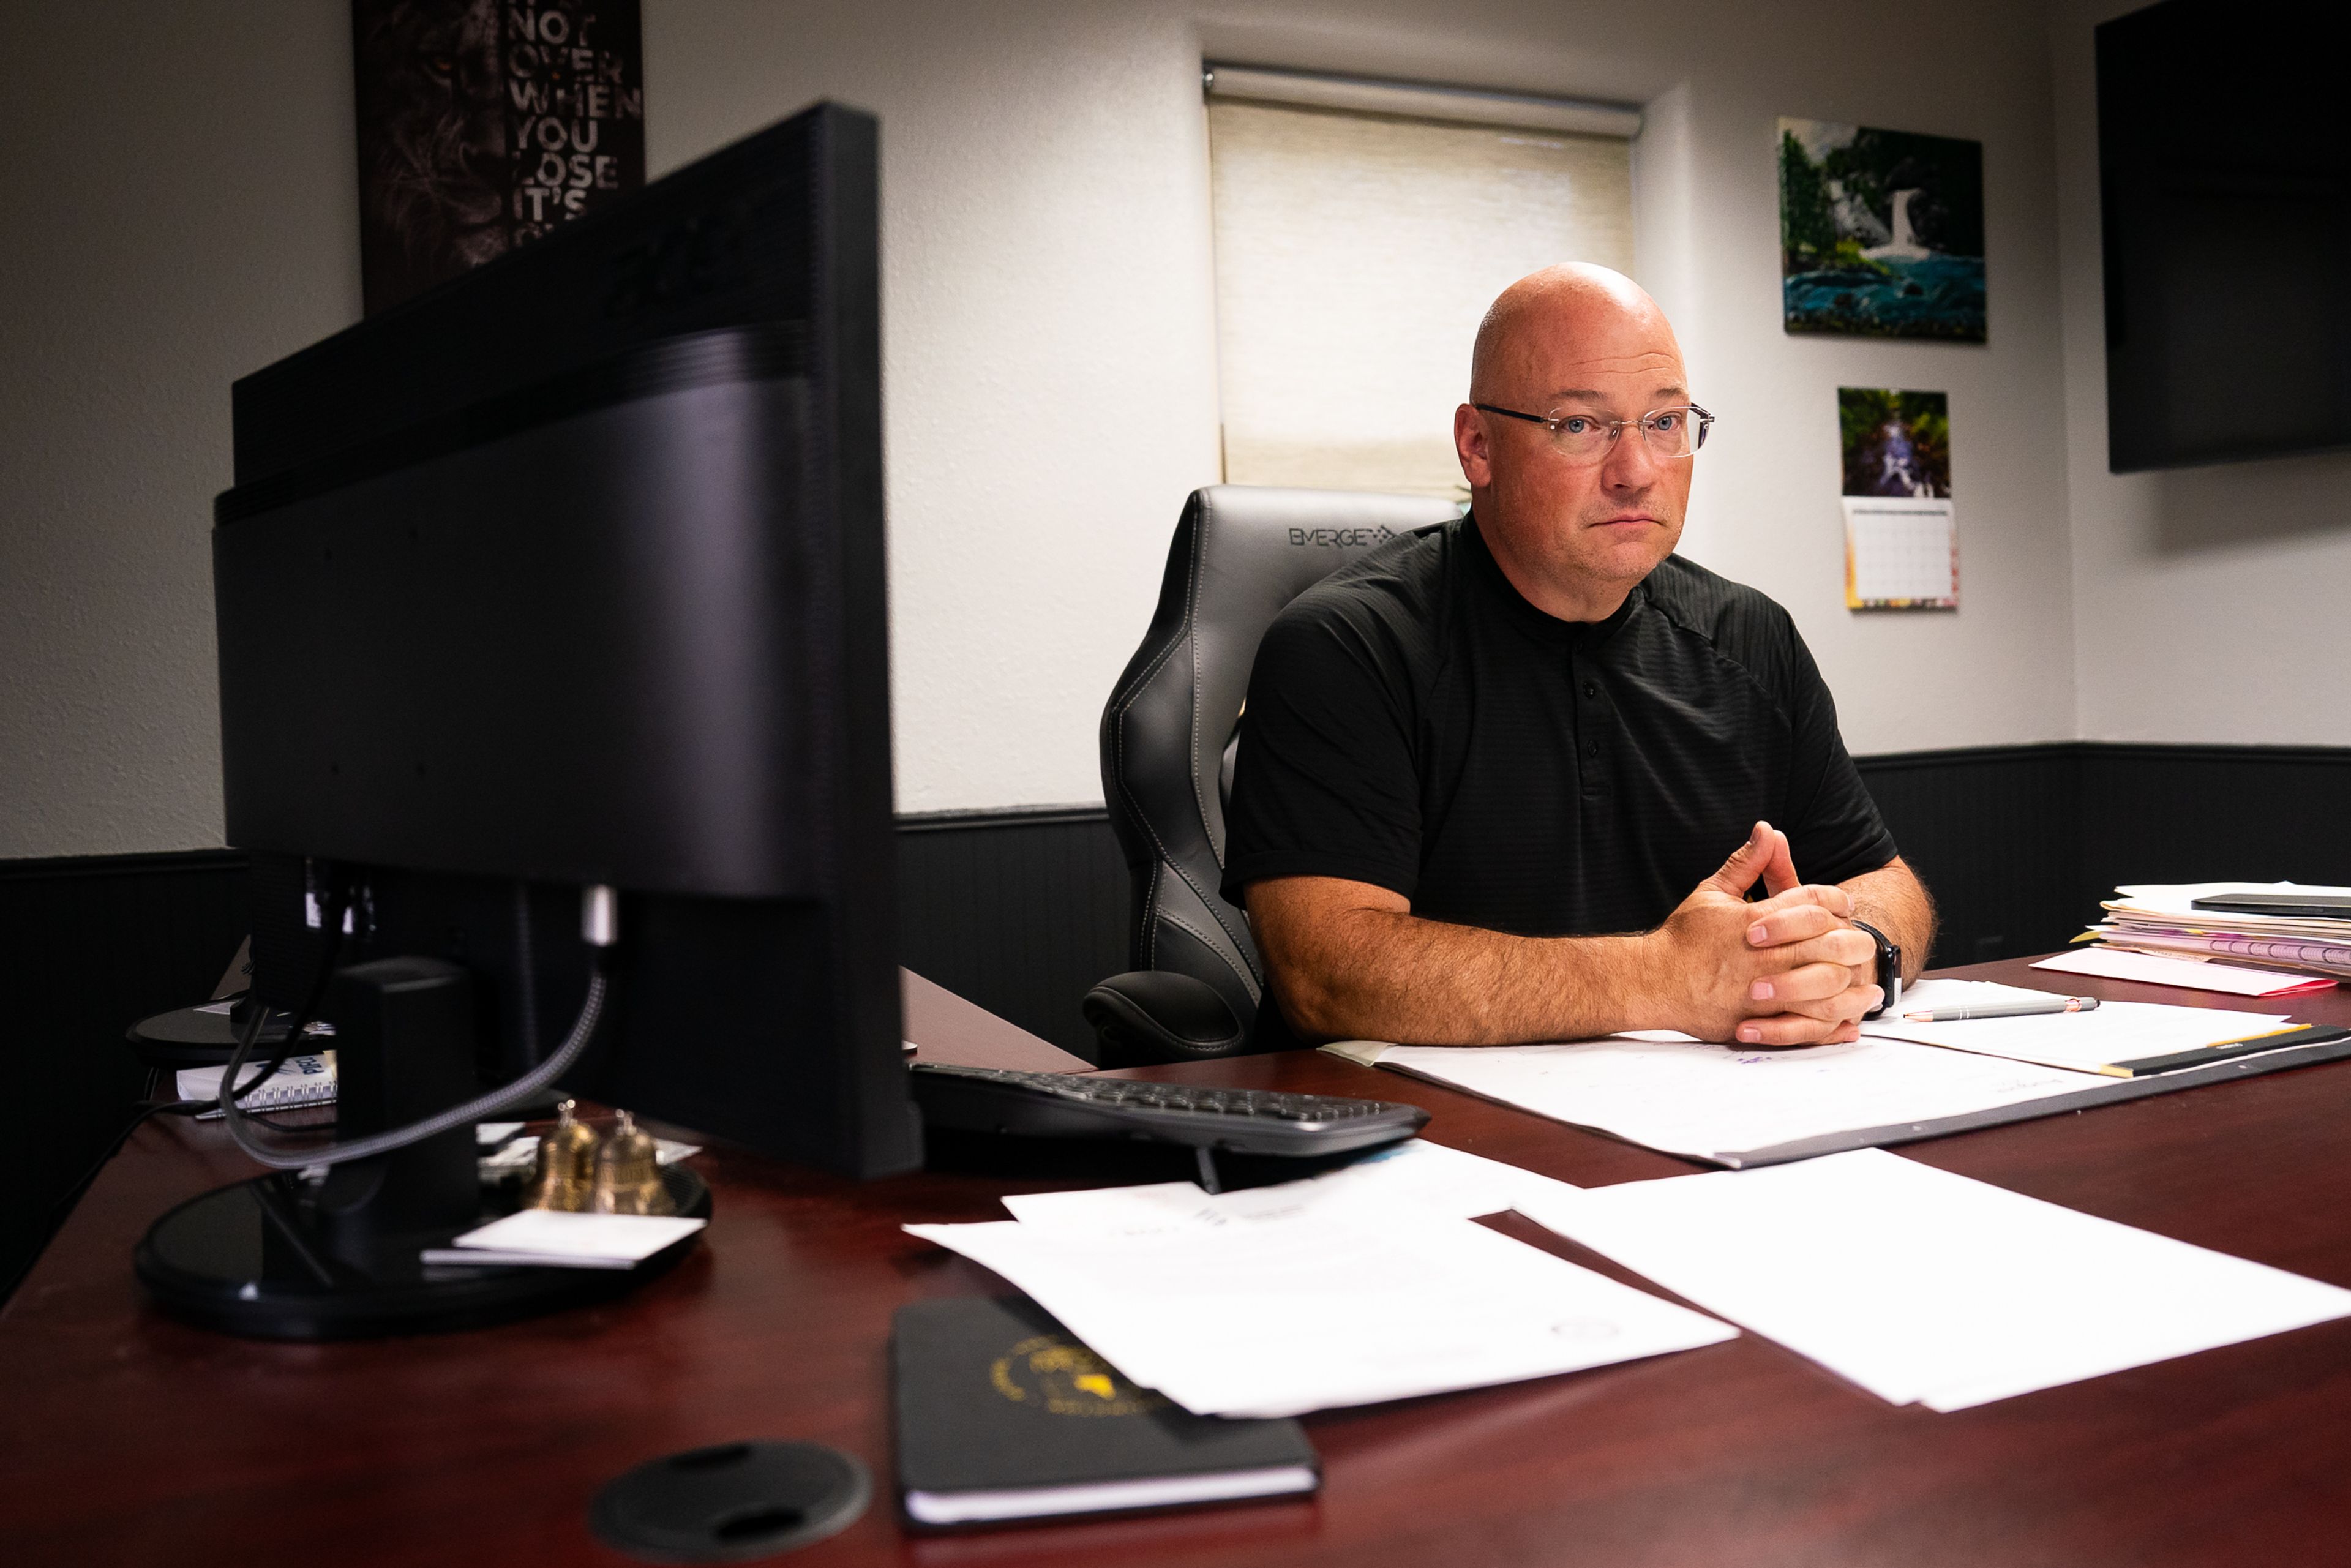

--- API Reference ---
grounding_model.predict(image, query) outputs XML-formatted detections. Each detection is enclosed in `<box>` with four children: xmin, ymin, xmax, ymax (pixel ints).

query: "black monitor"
<box><xmin>140</xmin><ymin>103</ymin><xmax>920</xmax><ymax>1340</ymax></box>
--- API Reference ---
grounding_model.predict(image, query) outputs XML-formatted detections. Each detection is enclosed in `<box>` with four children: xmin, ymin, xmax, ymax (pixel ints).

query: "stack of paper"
<box><xmin>904</xmin><ymin>1141</ymin><xmax>1734</xmax><ymax>1418</ymax></box>
<box><xmin>1517</xmin><ymin>1149</ymin><xmax>2351</xmax><ymax>1411</ymax></box>
<box><xmin>2090</xmin><ymin>882</ymin><xmax>2351</xmax><ymax>984</ymax></box>
<box><xmin>1860</xmin><ymin>978</ymin><xmax>2292</xmax><ymax>1075</ymax></box>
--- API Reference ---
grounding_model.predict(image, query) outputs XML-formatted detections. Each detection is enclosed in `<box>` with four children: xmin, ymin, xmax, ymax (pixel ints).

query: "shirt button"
<box><xmin>1584</xmin><ymin>741</ymin><xmax>1600</xmax><ymax>759</ymax></box>
<box><xmin>1583</xmin><ymin>682</ymin><xmax>1598</xmax><ymax>699</ymax></box>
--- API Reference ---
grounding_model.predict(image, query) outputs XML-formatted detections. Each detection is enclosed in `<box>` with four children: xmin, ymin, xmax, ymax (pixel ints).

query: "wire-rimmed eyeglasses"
<box><xmin>1473</xmin><ymin>402</ymin><xmax>1714</xmax><ymax>465</ymax></box>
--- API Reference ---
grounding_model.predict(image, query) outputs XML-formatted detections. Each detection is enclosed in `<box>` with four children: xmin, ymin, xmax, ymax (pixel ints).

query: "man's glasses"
<box><xmin>1473</xmin><ymin>402</ymin><xmax>1714</xmax><ymax>465</ymax></box>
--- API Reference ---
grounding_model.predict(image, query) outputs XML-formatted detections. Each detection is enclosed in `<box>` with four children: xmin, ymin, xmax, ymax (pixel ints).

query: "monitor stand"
<box><xmin>134</xmin><ymin>956</ymin><xmax>708</xmax><ymax>1340</ymax></box>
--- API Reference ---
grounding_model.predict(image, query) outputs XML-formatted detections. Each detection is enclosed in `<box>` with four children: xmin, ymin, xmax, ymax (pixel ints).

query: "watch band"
<box><xmin>1853</xmin><ymin>919</ymin><xmax>1900</xmax><ymax>1018</ymax></box>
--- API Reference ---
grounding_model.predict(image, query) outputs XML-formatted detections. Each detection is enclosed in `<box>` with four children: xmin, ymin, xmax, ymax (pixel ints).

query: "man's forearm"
<box><xmin>1250</xmin><ymin>830</ymin><xmax>1884</xmax><ymax>1048</ymax></box>
<box><xmin>1843</xmin><ymin>857</ymin><xmax>1936</xmax><ymax>983</ymax></box>
<box><xmin>1263</xmin><ymin>906</ymin><xmax>1655</xmax><ymax>1046</ymax></box>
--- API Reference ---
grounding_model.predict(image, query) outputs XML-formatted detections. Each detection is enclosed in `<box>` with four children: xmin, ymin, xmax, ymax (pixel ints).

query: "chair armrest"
<box><xmin>1081</xmin><ymin>972</ymin><xmax>1247</xmax><ymax>1067</ymax></box>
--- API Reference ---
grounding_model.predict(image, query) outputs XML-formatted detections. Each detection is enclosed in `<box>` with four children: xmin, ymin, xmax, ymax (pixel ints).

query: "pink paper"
<box><xmin>2031</xmin><ymin>947</ymin><xmax>2336</xmax><ymax>997</ymax></box>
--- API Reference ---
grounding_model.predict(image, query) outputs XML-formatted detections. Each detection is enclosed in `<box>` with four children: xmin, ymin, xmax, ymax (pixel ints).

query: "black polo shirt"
<box><xmin>1221</xmin><ymin>511</ymin><xmax>1897</xmax><ymax>1049</ymax></box>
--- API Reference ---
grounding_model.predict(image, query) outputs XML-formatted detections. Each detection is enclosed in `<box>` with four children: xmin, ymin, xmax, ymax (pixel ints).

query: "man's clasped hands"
<box><xmin>1641</xmin><ymin>820</ymin><xmax>1884</xmax><ymax>1047</ymax></box>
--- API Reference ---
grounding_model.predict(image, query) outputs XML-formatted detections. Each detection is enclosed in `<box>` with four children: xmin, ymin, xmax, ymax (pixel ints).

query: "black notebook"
<box><xmin>891</xmin><ymin>1295</ymin><xmax>1319</xmax><ymax>1527</ymax></box>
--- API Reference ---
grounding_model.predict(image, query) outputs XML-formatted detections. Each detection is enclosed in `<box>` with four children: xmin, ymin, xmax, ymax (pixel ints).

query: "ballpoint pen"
<box><xmin>1902</xmin><ymin>997</ymin><xmax>2100</xmax><ymax>1022</ymax></box>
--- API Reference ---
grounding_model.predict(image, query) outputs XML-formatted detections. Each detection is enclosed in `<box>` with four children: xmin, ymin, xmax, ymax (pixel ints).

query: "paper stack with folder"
<box><xmin>2082</xmin><ymin>882</ymin><xmax>2351</xmax><ymax>986</ymax></box>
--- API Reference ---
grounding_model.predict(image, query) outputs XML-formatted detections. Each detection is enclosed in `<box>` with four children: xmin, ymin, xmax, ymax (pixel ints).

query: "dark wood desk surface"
<box><xmin>8</xmin><ymin>956</ymin><xmax>2351</xmax><ymax>1566</ymax></box>
<box><xmin>901</xmin><ymin>968</ymin><xmax>1091</xmax><ymax>1073</ymax></box>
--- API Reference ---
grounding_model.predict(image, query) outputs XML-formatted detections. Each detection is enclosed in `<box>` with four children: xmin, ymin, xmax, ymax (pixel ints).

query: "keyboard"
<box><xmin>908</xmin><ymin>1063</ymin><xmax>1428</xmax><ymax>1162</ymax></box>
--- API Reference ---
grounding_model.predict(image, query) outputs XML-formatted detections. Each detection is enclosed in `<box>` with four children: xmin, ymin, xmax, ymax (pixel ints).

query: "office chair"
<box><xmin>1084</xmin><ymin>484</ymin><xmax>1461</xmax><ymax>1066</ymax></box>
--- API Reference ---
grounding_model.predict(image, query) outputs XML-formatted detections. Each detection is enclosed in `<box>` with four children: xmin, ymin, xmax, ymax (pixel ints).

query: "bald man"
<box><xmin>1221</xmin><ymin>264</ymin><xmax>1935</xmax><ymax>1050</ymax></box>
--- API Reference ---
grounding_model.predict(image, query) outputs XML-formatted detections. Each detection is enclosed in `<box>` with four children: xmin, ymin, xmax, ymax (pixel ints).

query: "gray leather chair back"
<box><xmin>1097</xmin><ymin>486</ymin><xmax>1463</xmax><ymax>1044</ymax></box>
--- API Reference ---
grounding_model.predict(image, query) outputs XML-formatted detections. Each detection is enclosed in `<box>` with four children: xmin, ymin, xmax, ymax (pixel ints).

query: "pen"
<box><xmin>1902</xmin><ymin>997</ymin><xmax>2100</xmax><ymax>1022</ymax></box>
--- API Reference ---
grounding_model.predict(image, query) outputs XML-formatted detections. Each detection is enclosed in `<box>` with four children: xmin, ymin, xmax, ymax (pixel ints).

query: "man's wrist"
<box><xmin>1610</xmin><ymin>928</ymin><xmax>1681</xmax><ymax>1036</ymax></box>
<box><xmin>1851</xmin><ymin>919</ymin><xmax>1900</xmax><ymax>1016</ymax></box>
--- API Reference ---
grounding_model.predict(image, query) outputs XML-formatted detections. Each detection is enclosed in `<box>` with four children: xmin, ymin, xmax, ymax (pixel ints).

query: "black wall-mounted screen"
<box><xmin>2096</xmin><ymin>0</ymin><xmax>2351</xmax><ymax>473</ymax></box>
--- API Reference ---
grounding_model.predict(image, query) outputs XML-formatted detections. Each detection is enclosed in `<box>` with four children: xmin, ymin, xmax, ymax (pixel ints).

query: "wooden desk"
<box><xmin>901</xmin><ymin>968</ymin><xmax>1091</xmax><ymax>1073</ymax></box>
<box><xmin>7</xmin><ymin>956</ymin><xmax>2351</xmax><ymax>1566</ymax></box>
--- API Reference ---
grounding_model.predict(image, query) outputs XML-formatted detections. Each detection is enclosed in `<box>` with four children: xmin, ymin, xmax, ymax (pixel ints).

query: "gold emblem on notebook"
<box><xmin>989</xmin><ymin>1334</ymin><xmax>1168</xmax><ymax>1416</ymax></box>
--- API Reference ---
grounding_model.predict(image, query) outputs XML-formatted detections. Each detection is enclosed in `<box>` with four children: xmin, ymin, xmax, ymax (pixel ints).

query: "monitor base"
<box><xmin>135</xmin><ymin>1164</ymin><xmax>709</xmax><ymax>1340</ymax></box>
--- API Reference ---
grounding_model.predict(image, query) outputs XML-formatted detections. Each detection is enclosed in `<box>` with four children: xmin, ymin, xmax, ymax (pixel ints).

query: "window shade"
<box><xmin>1207</xmin><ymin>96</ymin><xmax>1635</xmax><ymax>499</ymax></box>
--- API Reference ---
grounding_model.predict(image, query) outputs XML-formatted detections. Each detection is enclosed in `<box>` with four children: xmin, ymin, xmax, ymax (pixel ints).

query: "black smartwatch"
<box><xmin>1853</xmin><ymin>920</ymin><xmax>1900</xmax><ymax>1018</ymax></box>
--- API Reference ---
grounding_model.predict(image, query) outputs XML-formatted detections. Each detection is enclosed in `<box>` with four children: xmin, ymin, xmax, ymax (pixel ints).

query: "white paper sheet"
<box><xmin>1372</xmin><ymin>1032</ymin><xmax>2109</xmax><ymax>1165</ymax></box>
<box><xmin>2029</xmin><ymin>947</ymin><xmax>2333</xmax><ymax>996</ymax></box>
<box><xmin>1516</xmin><ymin>1149</ymin><xmax>2351</xmax><ymax>1411</ymax></box>
<box><xmin>441</xmin><ymin>1209</ymin><xmax>706</xmax><ymax>1264</ymax></box>
<box><xmin>903</xmin><ymin>1209</ymin><xmax>1734</xmax><ymax>1419</ymax></box>
<box><xmin>999</xmin><ymin>1139</ymin><xmax>1579</xmax><ymax>1238</ymax></box>
<box><xmin>1860</xmin><ymin>978</ymin><xmax>2290</xmax><ymax>1073</ymax></box>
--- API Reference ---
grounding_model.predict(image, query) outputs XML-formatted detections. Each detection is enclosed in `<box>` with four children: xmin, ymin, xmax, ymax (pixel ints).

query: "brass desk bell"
<box><xmin>523</xmin><ymin>1099</ymin><xmax>601</xmax><ymax>1212</ymax></box>
<box><xmin>591</xmin><ymin>1110</ymin><xmax>677</xmax><ymax>1216</ymax></box>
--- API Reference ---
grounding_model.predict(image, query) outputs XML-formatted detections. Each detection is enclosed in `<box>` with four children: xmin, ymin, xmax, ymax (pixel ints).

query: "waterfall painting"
<box><xmin>1778</xmin><ymin>118</ymin><xmax>1985</xmax><ymax>342</ymax></box>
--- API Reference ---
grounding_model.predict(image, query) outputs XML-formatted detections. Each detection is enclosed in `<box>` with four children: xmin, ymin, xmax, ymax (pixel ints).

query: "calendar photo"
<box><xmin>1839</xmin><ymin>387</ymin><xmax>1957</xmax><ymax>609</ymax></box>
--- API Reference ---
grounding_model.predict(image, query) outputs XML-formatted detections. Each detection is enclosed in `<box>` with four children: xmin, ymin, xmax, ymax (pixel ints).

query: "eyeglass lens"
<box><xmin>1548</xmin><ymin>408</ymin><xmax>1706</xmax><ymax>461</ymax></box>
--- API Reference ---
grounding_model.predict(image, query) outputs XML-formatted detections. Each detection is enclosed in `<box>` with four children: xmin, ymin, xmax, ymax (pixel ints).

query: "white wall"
<box><xmin>2</xmin><ymin>0</ymin><xmax>2076</xmax><ymax>858</ymax></box>
<box><xmin>2050</xmin><ymin>0</ymin><xmax>2351</xmax><ymax>746</ymax></box>
<box><xmin>0</xmin><ymin>2</ymin><xmax>361</xmax><ymax>857</ymax></box>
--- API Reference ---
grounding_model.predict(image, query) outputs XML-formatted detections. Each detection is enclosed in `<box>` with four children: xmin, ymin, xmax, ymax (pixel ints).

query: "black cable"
<box><xmin>223</xmin><ymin>1016</ymin><xmax>331</xmax><ymax>1107</ymax></box>
<box><xmin>514</xmin><ymin>881</ymin><xmax>542</xmax><ymax>1063</ymax></box>
<box><xmin>222</xmin><ymin>996</ymin><xmax>283</xmax><ymax>1102</ymax></box>
<box><xmin>217</xmin><ymin>876</ymin><xmax>351</xmax><ymax>1110</ymax></box>
<box><xmin>220</xmin><ymin>940</ymin><xmax>613</xmax><ymax>1171</ymax></box>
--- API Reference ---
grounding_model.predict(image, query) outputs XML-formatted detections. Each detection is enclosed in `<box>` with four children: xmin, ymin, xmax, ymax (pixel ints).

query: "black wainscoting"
<box><xmin>1855</xmin><ymin>745</ymin><xmax>2085</xmax><ymax>966</ymax></box>
<box><xmin>894</xmin><ymin>807</ymin><xmax>1127</xmax><ymax>1063</ymax></box>
<box><xmin>0</xmin><ymin>850</ymin><xmax>251</xmax><ymax>1299</ymax></box>
<box><xmin>9</xmin><ymin>741</ymin><xmax>2351</xmax><ymax>1299</ymax></box>
<box><xmin>1855</xmin><ymin>743</ymin><xmax>2351</xmax><ymax>967</ymax></box>
<box><xmin>2076</xmin><ymin>745</ymin><xmax>2351</xmax><ymax>902</ymax></box>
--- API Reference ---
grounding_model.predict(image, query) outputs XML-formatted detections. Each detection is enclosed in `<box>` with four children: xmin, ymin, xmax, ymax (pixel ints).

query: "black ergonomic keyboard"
<box><xmin>908</xmin><ymin>1063</ymin><xmax>1428</xmax><ymax>1180</ymax></box>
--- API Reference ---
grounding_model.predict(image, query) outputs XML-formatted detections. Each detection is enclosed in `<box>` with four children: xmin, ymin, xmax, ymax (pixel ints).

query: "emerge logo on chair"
<box><xmin>1288</xmin><ymin>525</ymin><xmax>1395</xmax><ymax>547</ymax></box>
